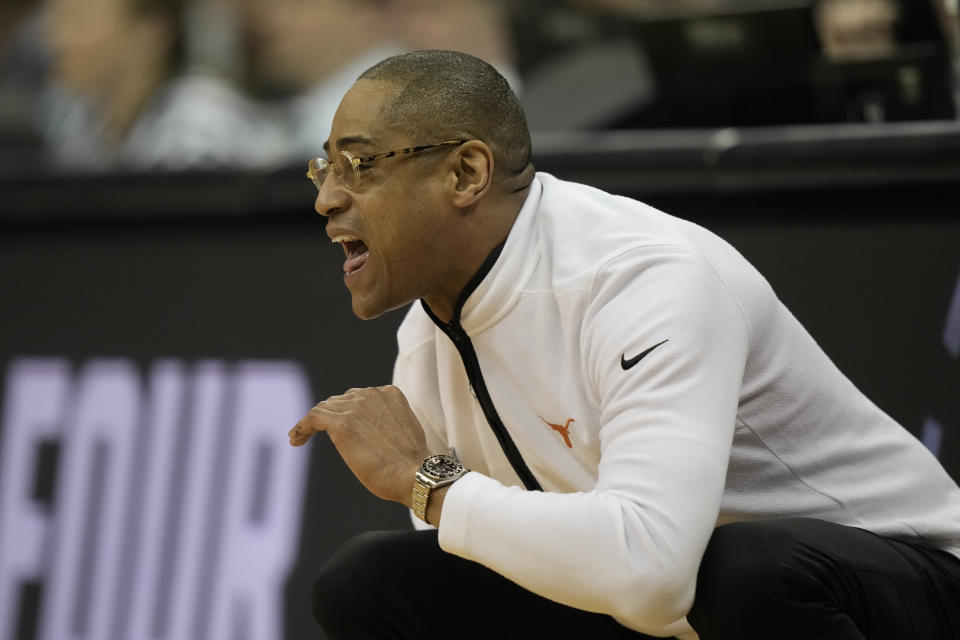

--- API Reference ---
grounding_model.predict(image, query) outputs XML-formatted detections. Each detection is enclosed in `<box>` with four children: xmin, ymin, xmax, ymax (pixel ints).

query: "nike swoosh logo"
<box><xmin>621</xmin><ymin>339</ymin><xmax>669</xmax><ymax>370</ymax></box>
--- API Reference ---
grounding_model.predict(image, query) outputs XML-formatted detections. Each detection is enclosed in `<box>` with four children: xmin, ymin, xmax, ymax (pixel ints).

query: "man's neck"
<box><xmin>422</xmin><ymin>173</ymin><xmax>533</xmax><ymax>324</ymax></box>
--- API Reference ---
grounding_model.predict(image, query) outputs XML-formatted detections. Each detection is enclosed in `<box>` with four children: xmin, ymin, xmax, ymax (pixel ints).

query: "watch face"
<box><xmin>423</xmin><ymin>454</ymin><xmax>464</xmax><ymax>479</ymax></box>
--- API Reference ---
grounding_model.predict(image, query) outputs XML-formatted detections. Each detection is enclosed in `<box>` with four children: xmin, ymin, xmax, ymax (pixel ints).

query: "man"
<box><xmin>237</xmin><ymin>0</ymin><xmax>402</xmax><ymax>161</ymax></box>
<box><xmin>41</xmin><ymin>0</ymin><xmax>285</xmax><ymax>170</ymax></box>
<box><xmin>288</xmin><ymin>50</ymin><xmax>960</xmax><ymax>639</ymax></box>
<box><xmin>237</xmin><ymin>0</ymin><xmax>518</xmax><ymax>162</ymax></box>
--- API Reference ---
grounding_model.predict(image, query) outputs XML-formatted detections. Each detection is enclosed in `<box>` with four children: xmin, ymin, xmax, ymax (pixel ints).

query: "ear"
<box><xmin>450</xmin><ymin>140</ymin><xmax>494</xmax><ymax>209</ymax></box>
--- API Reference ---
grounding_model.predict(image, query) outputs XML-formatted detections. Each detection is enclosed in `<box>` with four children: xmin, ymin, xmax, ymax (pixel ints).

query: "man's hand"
<box><xmin>288</xmin><ymin>385</ymin><xmax>430</xmax><ymax>506</ymax></box>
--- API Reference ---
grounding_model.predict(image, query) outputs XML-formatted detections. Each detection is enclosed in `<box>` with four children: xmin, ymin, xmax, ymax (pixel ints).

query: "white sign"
<box><xmin>0</xmin><ymin>357</ymin><xmax>312</xmax><ymax>640</ymax></box>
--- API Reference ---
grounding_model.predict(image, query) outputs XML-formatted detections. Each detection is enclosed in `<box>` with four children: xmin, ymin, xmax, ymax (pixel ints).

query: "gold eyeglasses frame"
<box><xmin>306</xmin><ymin>139</ymin><xmax>468</xmax><ymax>192</ymax></box>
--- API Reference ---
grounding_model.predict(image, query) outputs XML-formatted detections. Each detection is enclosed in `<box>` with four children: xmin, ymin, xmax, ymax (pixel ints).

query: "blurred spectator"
<box><xmin>384</xmin><ymin>0</ymin><xmax>520</xmax><ymax>90</ymax></box>
<box><xmin>574</xmin><ymin>0</ymin><xmax>903</xmax><ymax>61</ymax></box>
<box><xmin>571</xmin><ymin>0</ymin><xmax>715</xmax><ymax>19</ymax></box>
<box><xmin>945</xmin><ymin>0</ymin><xmax>960</xmax><ymax>112</ymax></box>
<box><xmin>0</xmin><ymin>0</ymin><xmax>46</xmax><ymax>158</ymax></box>
<box><xmin>512</xmin><ymin>0</ymin><xmax>959</xmax><ymax>129</ymax></box>
<box><xmin>40</xmin><ymin>0</ymin><xmax>287</xmax><ymax>172</ymax></box>
<box><xmin>815</xmin><ymin>0</ymin><xmax>900</xmax><ymax>61</ymax></box>
<box><xmin>237</xmin><ymin>0</ymin><xmax>520</xmax><ymax>160</ymax></box>
<box><xmin>942</xmin><ymin>0</ymin><xmax>960</xmax><ymax>54</ymax></box>
<box><xmin>580</xmin><ymin>0</ymin><xmax>956</xmax><ymax>63</ymax></box>
<box><xmin>814</xmin><ymin>0</ymin><xmax>959</xmax><ymax>117</ymax></box>
<box><xmin>237</xmin><ymin>0</ymin><xmax>402</xmax><ymax>160</ymax></box>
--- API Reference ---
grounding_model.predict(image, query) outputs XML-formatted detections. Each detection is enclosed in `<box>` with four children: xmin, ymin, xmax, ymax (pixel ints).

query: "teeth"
<box><xmin>330</xmin><ymin>234</ymin><xmax>360</xmax><ymax>244</ymax></box>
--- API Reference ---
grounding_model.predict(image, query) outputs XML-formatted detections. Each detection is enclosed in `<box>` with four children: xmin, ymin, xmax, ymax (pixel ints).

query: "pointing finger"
<box><xmin>288</xmin><ymin>408</ymin><xmax>335</xmax><ymax>442</ymax></box>
<box><xmin>289</xmin><ymin>432</ymin><xmax>312</xmax><ymax>447</ymax></box>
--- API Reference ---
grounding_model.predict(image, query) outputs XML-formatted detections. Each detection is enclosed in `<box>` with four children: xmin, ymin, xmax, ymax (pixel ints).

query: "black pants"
<box><xmin>312</xmin><ymin>518</ymin><xmax>960</xmax><ymax>639</ymax></box>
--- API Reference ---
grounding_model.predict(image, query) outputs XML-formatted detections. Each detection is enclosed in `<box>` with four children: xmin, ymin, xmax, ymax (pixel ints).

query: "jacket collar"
<box><xmin>421</xmin><ymin>175</ymin><xmax>543</xmax><ymax>334</ymax></box>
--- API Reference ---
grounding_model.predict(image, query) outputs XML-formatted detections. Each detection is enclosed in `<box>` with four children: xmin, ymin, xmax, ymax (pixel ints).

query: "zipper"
<box><xmin>418</xmin><ymin>240</ymin><xmax>541</xmax><ymax>491</ymax></box>
<box><xmin>437</xmin><ymin>320</ymin><xmax>542</xmax><ymax>491</ymax></box>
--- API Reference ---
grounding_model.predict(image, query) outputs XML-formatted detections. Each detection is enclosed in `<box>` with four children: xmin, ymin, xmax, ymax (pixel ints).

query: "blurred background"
<box><xmin>1</xmin><ymin>1</ymin><xmax>959</xmax><ymax>639</ymax></box>
<box><xmin>1</xmin><ymin>0</ymin><xmax>959</xmax><ymax>170</ymax></box>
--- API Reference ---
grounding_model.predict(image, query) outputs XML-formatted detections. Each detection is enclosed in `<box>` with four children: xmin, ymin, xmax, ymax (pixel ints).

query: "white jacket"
<box><xmin>393</xmin><ymin>173</ymin><xmax>960</xmax><ymax>638</ymax></box>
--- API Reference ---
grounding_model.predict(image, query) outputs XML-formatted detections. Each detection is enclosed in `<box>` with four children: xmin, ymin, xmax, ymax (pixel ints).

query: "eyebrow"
<box><xmin>322</xmin><ymin>135</ymin><xmax>377</xmax><ymax>155</ymax></box>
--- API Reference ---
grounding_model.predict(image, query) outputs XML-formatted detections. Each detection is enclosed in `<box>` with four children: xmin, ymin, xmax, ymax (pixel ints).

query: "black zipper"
<box><xmin>420</xmin><ymin>243</ymin><xmax>542</xmax><ymax>491</ymax></box>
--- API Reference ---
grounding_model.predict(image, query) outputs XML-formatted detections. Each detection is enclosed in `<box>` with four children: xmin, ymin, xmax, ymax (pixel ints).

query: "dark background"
<box><xmin>2</xmin><ymin>121</ymin><xmax>959</xmax><ymax>638</ymax></box>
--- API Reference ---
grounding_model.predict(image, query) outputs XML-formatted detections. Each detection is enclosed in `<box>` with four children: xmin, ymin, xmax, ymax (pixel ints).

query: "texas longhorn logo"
<box><xmin>540</xmin><ymin>416</ymin><xmax>575</xmax><ymax>449</ymax></box>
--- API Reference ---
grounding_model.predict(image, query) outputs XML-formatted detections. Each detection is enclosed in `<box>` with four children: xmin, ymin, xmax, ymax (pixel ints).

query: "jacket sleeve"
<box><xmin>437</xmin><ymin>245</ymin><xmax>749</xmax><ymax>634</ymax></box>
<box><xmin>392</xmin><ymin>320</ymin><xmax>448</xmax><ymax>531</ymax></box>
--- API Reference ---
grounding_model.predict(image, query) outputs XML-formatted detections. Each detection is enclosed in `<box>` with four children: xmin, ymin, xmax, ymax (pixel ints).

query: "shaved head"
<box><xmin>358</xmin><ymin>50</ymin><xmax>532</xmax><ymax>178</ymax></box>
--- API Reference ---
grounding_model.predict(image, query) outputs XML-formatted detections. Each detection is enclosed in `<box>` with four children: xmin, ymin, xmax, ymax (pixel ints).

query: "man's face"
<box><xmin>240</xmin><ymin>0</ymin><xmax>383</xmax><ymax>91</ymax></box>
<box><xmin>45</xmin><ymin>0</ymin><xmax>141</xmax><ymax>96</ymax></box>
<box><xmin>316</xmin><ymin>80</ymin><xmax>462</xmax><ymax>320</ymax></box>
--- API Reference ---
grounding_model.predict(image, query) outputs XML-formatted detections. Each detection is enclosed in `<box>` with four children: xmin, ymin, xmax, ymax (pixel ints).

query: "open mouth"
<box><xmin>331</xmin><ymin>234</ymin><xmax>370</xmax><ymax>276</ymax></box>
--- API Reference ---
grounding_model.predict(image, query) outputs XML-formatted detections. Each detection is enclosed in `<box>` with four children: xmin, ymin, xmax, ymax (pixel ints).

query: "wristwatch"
<box><xmin>412</xmin><ymin>453</ymin><xmax>469</xmax><ymax>524</ymax></box>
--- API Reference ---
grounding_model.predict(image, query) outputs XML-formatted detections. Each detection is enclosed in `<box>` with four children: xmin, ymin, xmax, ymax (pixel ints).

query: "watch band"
<box><xmin>411</xmin><ymin>472</ymin><xmax>435</xmax><ymax>523</ymax></box>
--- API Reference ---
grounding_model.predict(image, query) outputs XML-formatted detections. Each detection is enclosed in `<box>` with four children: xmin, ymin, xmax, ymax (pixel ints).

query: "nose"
<box><xmin>313</xmin><ymin>176</ymin><xmax>349</xmax><ymax>218</ymax></box>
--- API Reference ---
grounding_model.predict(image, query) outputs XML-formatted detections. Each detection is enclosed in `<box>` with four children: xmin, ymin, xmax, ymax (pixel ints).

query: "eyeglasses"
<box><xmin>306</xmin><ymin>139</ymin><xmax>468</xmax><ymax>192</ymax></box>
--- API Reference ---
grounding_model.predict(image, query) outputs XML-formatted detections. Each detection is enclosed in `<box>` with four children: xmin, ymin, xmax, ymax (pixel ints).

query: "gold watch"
<box><xmin>412</xmin><ymin>454</ymin><xmax>469</xmax><ymax>524</ymax></box>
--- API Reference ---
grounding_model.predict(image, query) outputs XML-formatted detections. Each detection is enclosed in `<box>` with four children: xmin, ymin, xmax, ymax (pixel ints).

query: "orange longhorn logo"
<box><xmin>540</xmin><ymin>416</ymin><xmax>575</xmax><ymax>448</ymax></box>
